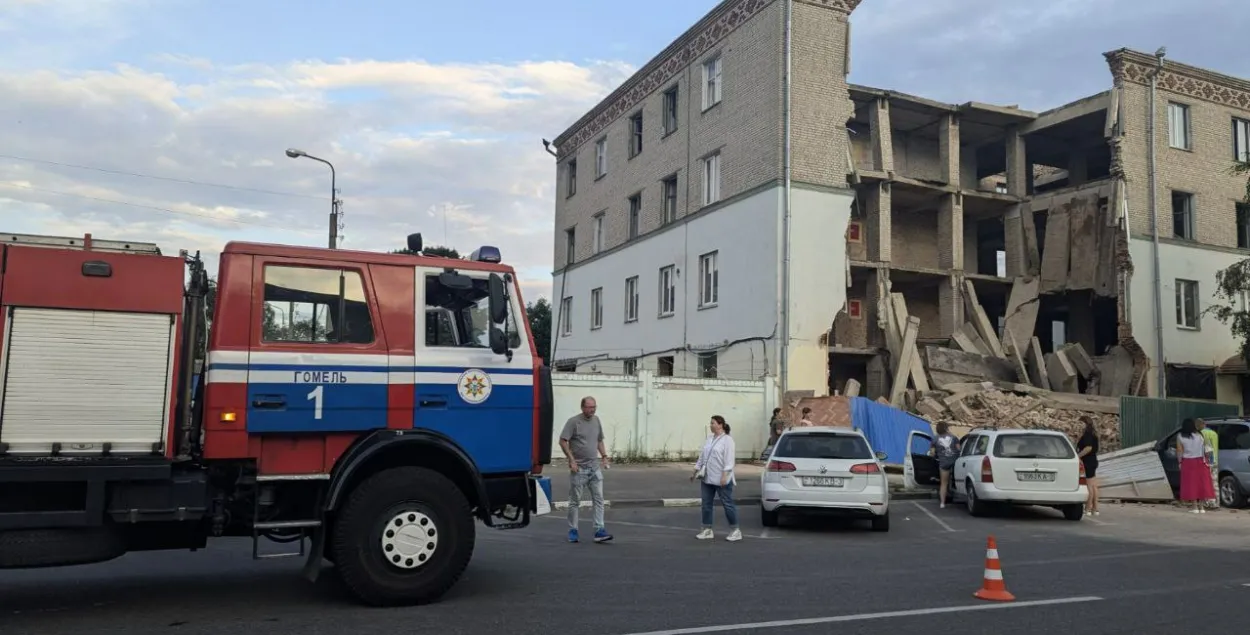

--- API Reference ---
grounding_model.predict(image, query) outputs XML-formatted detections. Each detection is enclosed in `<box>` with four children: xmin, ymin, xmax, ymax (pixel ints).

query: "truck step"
<box><xmin>253</xmin><ymin>520</ymin><xmax>321</xmax><ymax>530</ymax></box>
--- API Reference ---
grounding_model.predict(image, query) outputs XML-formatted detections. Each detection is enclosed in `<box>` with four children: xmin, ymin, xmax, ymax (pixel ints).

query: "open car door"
<box><xmin>904</xmin><ymin>430</ymin><xmax>940</xmax><ymax>490</ymax></box>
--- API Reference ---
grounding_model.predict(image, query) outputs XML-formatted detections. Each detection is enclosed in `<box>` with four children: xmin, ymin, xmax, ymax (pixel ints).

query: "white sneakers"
<box><xmin>695</xmin><ymin>528</ymin><xmax>742</xmax><ymax>541</ymax></box>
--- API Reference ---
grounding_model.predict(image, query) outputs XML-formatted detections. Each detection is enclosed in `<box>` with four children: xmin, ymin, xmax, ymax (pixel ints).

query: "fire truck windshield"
<box><xmin>423</xmin><ymin>274</ymin><xmax>520</xmax><ymax>349</ymax></box>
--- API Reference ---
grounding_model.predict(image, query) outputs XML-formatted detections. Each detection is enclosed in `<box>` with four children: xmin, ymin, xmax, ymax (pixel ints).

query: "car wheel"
<box><xmin>1220</xmin><ymin>474</ymin><xmax>1248</xmax><ymax>508</ymax></box>
<box><xmin>761</xmin><ymin>507</ymin><xmax>779</xmax><ymax>528</ymax></box>
<box><xmin>1061</xmin><ymin>504</ymin><xmax>1084</xmax><ymax>521</ymax></box>
<box><xmin>870</xmin><ymin>512</ymin><xmax>889</xmax><ymax>532</ymax></box>
<box><xmin>965</xmin><ymin>479</ymin><xmax>985</xmax><ymax>517</ymax></box>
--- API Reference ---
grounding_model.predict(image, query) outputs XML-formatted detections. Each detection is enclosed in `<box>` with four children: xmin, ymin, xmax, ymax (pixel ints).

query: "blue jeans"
<box><xmin>567</xmin><ymin>463</ymin><xmax>605</xmax><ymax>531</ymax></box>
<box><xmin>700</xmin><ymin>481</ymin><xmax>738</xmax><ymax>528</ymax></box>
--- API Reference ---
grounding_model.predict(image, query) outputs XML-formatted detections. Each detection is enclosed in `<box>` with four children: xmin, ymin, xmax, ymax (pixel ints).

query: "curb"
<box><xmin>552</xmin><ymin>490</ymin><xmax>935</xmax><ymax>511</ymax></box>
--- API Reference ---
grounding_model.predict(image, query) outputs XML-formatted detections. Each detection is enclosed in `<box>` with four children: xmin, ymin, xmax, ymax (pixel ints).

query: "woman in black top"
<box><xmin>1076</xmin><ymin>416</ymin><xmax>1100</xmax><ymax>516</ymax></box>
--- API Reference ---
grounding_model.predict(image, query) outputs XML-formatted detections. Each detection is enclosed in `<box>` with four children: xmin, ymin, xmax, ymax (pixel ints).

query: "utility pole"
<box><xmin>286</xmin><ymin>148</ymin><xmax>339</xmax><ymax>249</ymax></box>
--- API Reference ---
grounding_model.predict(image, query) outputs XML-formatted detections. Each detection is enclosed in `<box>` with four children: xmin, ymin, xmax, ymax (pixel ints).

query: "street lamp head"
<box><xmin>285</xmin><ymin>148</ymin><xmax>306</xmax><ymax>159</ymax></box>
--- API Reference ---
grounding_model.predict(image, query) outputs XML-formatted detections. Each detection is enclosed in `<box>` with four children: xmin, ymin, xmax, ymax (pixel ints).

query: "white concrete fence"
<box><xmin>551</xmin><ymin>370</ymin><xmax>778</xmax><ymax>460</ymax></box>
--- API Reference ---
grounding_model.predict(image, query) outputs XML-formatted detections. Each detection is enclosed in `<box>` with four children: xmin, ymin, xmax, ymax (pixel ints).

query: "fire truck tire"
<box><xmin>0</xmin><ymin>525</ymin><xmax>126</xmax><ymax>569</ymax></box>
<box><xmin>331</xmin><ymin>466</ymin><xmax>475</xmax><ymax>607</ymax></box>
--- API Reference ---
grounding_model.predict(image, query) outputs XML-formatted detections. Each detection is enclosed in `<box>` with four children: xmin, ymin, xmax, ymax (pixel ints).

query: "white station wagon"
<box><xmin>936</xmin><ymin>427</ymin><xmax>1089</xmax><ymax>520</ymax></box>
<box><xmin>760</xmin><ymin>427</ymin><xmax>891</xmax><ymax>531</ymax></box>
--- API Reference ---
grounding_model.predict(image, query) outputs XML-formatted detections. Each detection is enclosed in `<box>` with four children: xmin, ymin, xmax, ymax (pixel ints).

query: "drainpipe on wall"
<box><xmin>779</xmin><ymin>0</ymin><xmax>794</xmax><ymax>398</ymax></box>
<box><xmin>1147</xmin><ymin>49</ymin><xmax>1167</xmax><ymax>398</ymax></box>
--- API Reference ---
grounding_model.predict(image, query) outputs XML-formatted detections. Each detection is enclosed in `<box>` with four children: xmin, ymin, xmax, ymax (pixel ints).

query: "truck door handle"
<box><xmin>252</xmin><ymin>396</ymin><xmax>287</xmax><ymax>409</ymax></box>
<box><xmin>418</xmin><ymin>396</ymin><xmax>448</xmax><ymax>408</ymax></box>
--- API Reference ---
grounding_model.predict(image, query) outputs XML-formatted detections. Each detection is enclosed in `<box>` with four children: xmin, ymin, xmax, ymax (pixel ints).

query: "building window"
<box><xmin>1238</xmin><ymin>203</ymin><xmax>1250</xmax><ymax>249</ymax></box>
<box><xmin>702</xmin><ymin>55</ymin><xmax>722</xmax><ymax>110</ymax></box>
<box><xmin>628</xmin><ymin>194</ymin><xmax>641</xmax><ymax>240</ymax></box>
<box><xmin>698</xmin><ymin>251</ymin><xmax>718</xmax><ymax>308</ymax></box>
<box><xmin>592</xmin><ymin>213</ymin><xmax>605</xmax><ymax>254</ymax></box>
<box><xmin>1171</xmin><ymin>191</ymin><xmax>1194</xmax><ymax>240</ymax></box>
<box><xmin>1168</xmin><ymin>102</ymin><xmax>1191</xmax><ymax>150</ymax></box>
<box><xmin>590</xmin><ymin>287</ymin><xmax>603</xmax><ymax>330</ymax></box>
<box><xmin>623</xmin><ymin>359</ymin><xmax>638</xmax><ymax>375</ymax></box>
<box><xmin>663</xmin><ymin>86</ymin><xmax>679</xmax><ymax>135</ymax></box>
<box><xmin>1235</xmin><ymin>118</ymin><xmax>1250</xmax><ymax>163</ymax></box>
<box><xmin>595</xmin><ymin>137</ymin><xmax>607</xmax><ymax>177</ymax></box>
<box><xmin>698</xmin><ymin>353</ymin><xmax>718</xmax><ymax>379</ymax></box>
<box><xmin>658</xmin><ymin>265</ymin><xmax>676</xmax><ymax>317</ymax></box>
<box><xmin>662</xmin><ymin>175</ymin><xmax>678</xmax><ymax>224</ymax></box>
<box><xmin>566</xmin><ymin>159</ymin><xmax>577</xmax><ymax>197</ymax></box>
<box><xmin>629</xmin><ymin>112</ymin><xmax>643</xmax><ymax>158</ymax></box>
<box><xmin>262</xmin><ymin>266</ymin><xmax>374</xmax><ymax>344</ymax></box>
<box><xmin>1176</xmin><ymin>279</ymin><xmax>1200</xmax><ymax>329</ymax></box>
<box><xmin>564</xmin><ymin>227</ymin><xmax>575</xmax><ymax>265</ymax></box>
<box><xmin>657</xmin><ymin>356</ymin><xmax>674</xmax><ymax>377</ymax></box>
<box><xmin>560</xmin><ymin>296</ymin><xmax>573</xmax><ymax>336</ymax></box>
<box><xmin>702</xmin><ymin>153</ymin><xmax>721</xmax><ymax>205</ymax></box>
<box><xmin>848</xmin><ymin>299</ymin><xmax>863</xmax><ymax>320</ymax></box>
<box><xmin>624</xmin><ymin>275</ymin><xmax>639</xmax><ymax>323</ymax></box>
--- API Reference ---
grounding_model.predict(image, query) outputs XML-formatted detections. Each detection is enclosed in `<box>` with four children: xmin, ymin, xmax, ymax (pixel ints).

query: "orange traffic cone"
<box><xmin>973</xmin><ymin>535</ymin><xmax>1015</xmax><ymax>602</ymax></box>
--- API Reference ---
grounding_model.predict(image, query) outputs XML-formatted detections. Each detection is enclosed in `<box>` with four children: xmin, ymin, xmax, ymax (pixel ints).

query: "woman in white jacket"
<box><xmin>691</xmin><ymin>415</ymin><xmax>740</xmax><ymax>542</ymax></box>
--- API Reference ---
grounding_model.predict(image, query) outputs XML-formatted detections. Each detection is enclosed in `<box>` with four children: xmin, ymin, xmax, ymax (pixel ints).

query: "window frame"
<box><xmin>1171</xmin><ymin>190</ymin><xmax>1195</xmax><ymax>240</ymax></box>
<box><xmin>420</xmin><ymin>271</ymin><xmax>522</xmax><ymax>350</ymax></box>
<box><xmin>662</xmin><ymin>85</ymin><xmax>679</xmax><ymax>136</ymax></box>
<box><xmin>1176</xmin><ymin>278</ymin><xmax>1200</xmax><ymax>330</ymax></box>
<box><xmin>564</xmin><ymin>227</ymin><xmax>576</xmax><ymax>265</ymax></box>
<box><xmin>702</xmin><ymin>55</ymin><xmax>722</xmax><ymax>111</ymax></box>
<box><xmin>592</xmin><ymin>212</ymin><xmax>605</xmax><ymax>254</ymax></box>
<box><xmin>628</xmin><ymin>111</ymin><xmax>644</xmax><ymax>158</ymax></box>
<box><xmin>624</xmin><ymin>275</ymin><xmax>640</xmax><ymax>323</ymax></box>
<box><xmin>662</xmin><ymin>175</ymin><xmax>679</xmax><ymax>224</ymax></box>
<box><xmin>702</xmin><ymin>152</ymin><xmax>721</xmax><ymax>206</ymax></box>
<box><xmin>590</xmin><ymin>287</ymin><xmax>603</xmax><ymax>330</ymax></box>
<box><xmin>566</xmin><ymin>158</ymin><xmax>577</xmax><ymax>197</ymax></box>
<box><xmin>697</xmin><ymin>352</ymin><xmax>718</xmax><ymax>379</ymax></box>
<box><xmin>698</xmin><ymin>250</ymin><xmax>719</xmax><ymax>308</ymax></box>
<box><xmin>658</xmin><ymin>265</ymin><xmax>676</xmax><ymax>318</ymax></box>
<box><xmin>1167</xmin><ymin>102</ymin><xmax>1191</xmax><ymax>150</ymax></box>
<box><xmin>595</xmin><ymin>137</ymin><xmax>608</xmax><ymax>178</ymax></box>
<box><xmin>256</xmin><ymin>262</ymin><xmax>377</xmax><ymax>348</ymax></box>
<box><xmin>1237</xmin><ymin>202</ymin><xmax>1250</xmax><ymax>250</ymax></box>
<box><xmin>560</xmin><ymin>296</ymin><xmax>573</xmax><ymax>337</ymax></box>
<box><xmin>628</xmin><ymin>194</ymin><xmax>641</xmax><ymax>240</ymax></box>
<box><xmin>1234</xmin><ymin>117</ymin><xmax>1250</xmax><ymax>163</ymax></box>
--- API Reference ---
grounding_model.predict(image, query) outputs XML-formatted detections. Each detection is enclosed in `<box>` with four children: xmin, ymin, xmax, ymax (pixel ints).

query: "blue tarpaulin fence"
<box><xmin>850</xmin><ymin>397</ymin><xmax>933</xmax><ymax>465</ymax></box>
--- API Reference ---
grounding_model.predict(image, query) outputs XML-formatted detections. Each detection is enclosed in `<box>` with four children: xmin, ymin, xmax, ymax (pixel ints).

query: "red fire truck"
<box><xmin>0</xmin><ymin>231</ymin><xmax>554</xmax><ymax>606</ymax></box>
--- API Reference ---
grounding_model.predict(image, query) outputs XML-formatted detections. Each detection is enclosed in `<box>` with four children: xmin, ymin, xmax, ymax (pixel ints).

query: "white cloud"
<box><xmin>0</xmin><ymin>44</ymin><xmax>633</xmax><ymax>302</ymax></box>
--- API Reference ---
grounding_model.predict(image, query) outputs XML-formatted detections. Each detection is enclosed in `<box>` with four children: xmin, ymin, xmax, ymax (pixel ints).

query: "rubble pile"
<box><xmin>957</xmin><ymin>389</ymin><xmax>1121</xmax><ymax>451</ymax></box>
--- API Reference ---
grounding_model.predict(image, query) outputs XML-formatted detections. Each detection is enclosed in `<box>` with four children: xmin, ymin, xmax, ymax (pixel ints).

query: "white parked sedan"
<box><xmin>947</xmin><ymin>428</ymin><xmax>1089</xmax><ymax>520</ymax></box>
<box><xmin>759</xmin><ymin>427</ymin><xmax>891</xmax><ymax>531</ymax></box>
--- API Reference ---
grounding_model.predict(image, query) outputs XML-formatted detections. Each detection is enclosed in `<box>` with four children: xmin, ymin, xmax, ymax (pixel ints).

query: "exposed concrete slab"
<box><xmin>1027</xmin><ymin>336</ymin><xmax>1052</xmax><ymax>390</ymax></box>
<box><xmin>866</xmin><ymin>354</ymin><xmax>888</xmax><ymax>400</ymax></box>
<box><xmin>1093</xmin><ymin>345</ymin><xmax>1135</xmax><ymax>397</ymax></box>
<box><xmin>1020</xmin><ymin>208</ymin><xmax>1042</xmax><ymax>276</ymax></box>
<box><xmin>1063</xmin><ymin>343</ymin><xmax>1097</xmax><ymax>379</ymax></box>
<box><xmin>1045</xmin><ymin>349</ymin><xmax>1079</xmax><ymax>393</ymax></box>
<box><xmin>915</xmin><ymin>396</ymin><xmax>947</xmax><ymax>419</ymax></box>
<box><xmin>890</xmin><ymin>316</ymin><xmax>920</xmax><ymax>406</ymax></box>
<box><xmin>1003</xmin><ymin>276</ymin><xmax>1040</xmax><ymax>354</ymax></box>
<box><xmin>843</xmin><ymin>378</ymin><xmax>862</xmax><ymax>397</ymax></box>
<box><xmin>961</xmin><ymin>280</ymin><xmax>1004</xmax><ymax>357</ymax></box>
<box><xmin>923</xmin><ymin>346</ymin><xmax>1018</xmax><ymax>384</ymax></box>
<box><xmin>1002</xmin><ymin>325</ymin><xmax>1034</xmax><ymax>387</ymax></box>
<box><xmin>956</xmin><ymin>322</ymin><xmax>990</xmax><ymax>355</ymax></box>
<box><xmin>1067</xmin><ymin>195</ymin><xmax>1100</xmax><ymax>291</ymax></box>
<box><xmin>1039</xmin><ymin>202</ymin><xmax>1072</xmax><ymax>293</ymax></box>
<box><xmin>1021</xmin><ymin>90</ymin><xmax>1111</xmax><ymax>134</ymax></box>
<box><xmin>888</xmin><ymin>292</ymin><xmax>931</xmax><ymax>392</ymax></box>
<box><xmin>950</xmin><ymin>329</ymin><xmax>981</xmax><ymax>355</ymax></box>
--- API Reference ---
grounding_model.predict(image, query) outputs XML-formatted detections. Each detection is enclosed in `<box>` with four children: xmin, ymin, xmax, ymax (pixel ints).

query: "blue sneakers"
<box><xmin>568</xmin><ymin>528</ymin><xmax>579</xmax><ymax>543</ymax></box>
<box><xmin>593</xmin><ymin>528</ymin><xmax>613</xmax><ymax>543</ymax></box>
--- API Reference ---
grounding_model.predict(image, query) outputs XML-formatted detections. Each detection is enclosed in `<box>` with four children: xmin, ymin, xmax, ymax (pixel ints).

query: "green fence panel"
<box><xmin>1118</xmin><ymin>396</ymin><xmax>1240</xmax><ymax>448</ymax></box>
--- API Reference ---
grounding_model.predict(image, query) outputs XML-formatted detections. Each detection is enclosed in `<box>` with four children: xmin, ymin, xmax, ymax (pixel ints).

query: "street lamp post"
<box><xmin>286</xmin><ymin>148</ymin><xmax>339</xmax><ymax>249</ymax></box>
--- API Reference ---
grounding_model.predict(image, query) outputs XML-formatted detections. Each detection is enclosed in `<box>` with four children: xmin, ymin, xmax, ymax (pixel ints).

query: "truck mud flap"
<box><xmin>531</xmin><ymin>476</ymin><xmax>552</xmax><ymax>516</ymax></box>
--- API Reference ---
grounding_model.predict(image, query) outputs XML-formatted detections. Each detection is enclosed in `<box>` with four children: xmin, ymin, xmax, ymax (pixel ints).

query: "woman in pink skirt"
<box><xmin>1176</xmin><ymin>418</ymin><xmax>1215</xmax><ymax>513</ymax></box>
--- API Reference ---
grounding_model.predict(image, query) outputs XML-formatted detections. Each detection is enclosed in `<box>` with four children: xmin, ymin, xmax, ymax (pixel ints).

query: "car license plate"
<box><xmin>801</xmin><ymin>476</ymin><xmax>844</xmax><ymax>487</ymax></box>
<box><xmin>1017</xmin><ymin>472</ymin><xmax>1055</xmax><ymax>482</ymax></box>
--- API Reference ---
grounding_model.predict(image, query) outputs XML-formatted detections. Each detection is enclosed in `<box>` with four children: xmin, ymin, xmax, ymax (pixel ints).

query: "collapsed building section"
<box><xmin>827</xmin><ymin>85</ymin><xmax>1147</xmax><ymax>443</ymax></box>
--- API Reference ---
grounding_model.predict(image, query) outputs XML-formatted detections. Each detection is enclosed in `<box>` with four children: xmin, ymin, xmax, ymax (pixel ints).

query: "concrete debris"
<box><xmin>956</xmin><ymin>390</ymin><xmax>1121</xmax><ymax>452</ymax></box>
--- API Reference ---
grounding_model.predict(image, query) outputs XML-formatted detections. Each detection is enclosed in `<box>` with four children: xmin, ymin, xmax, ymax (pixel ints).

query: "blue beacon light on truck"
<box><xmin>470</xmin><ymin>246</ymin><xmax>501</xmax><ymax>263</ymax></box>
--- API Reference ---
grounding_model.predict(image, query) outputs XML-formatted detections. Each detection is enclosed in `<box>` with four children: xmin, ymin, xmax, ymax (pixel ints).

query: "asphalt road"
<box><xmin>3</xmin><ymin>501</ymin><xmax>1249</xmax><ymax>635</ymax></box>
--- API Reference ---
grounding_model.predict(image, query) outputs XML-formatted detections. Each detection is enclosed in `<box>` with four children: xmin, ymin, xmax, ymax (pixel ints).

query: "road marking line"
<box><xmin>1086</xmin><ymin>516</ymin><xmax>1112</xmax><ymax>525</ymax></box>
<box><xmin>911</xmin><ymin>501</ymin><xmax>959</xmax><ymax>532</ymax></box>
<box><xmin>609</xmin><ymin>520</ymin><xmax>767</xmax><ymax>540</ymax></box>
<box><xmin>760</xmin><ymin>527</ymin><xmax>771</xmax><ymax>539</ymax></box>
<box><xmin>614</xmin><ymin>596</ymin><xmax>1103</xmax><ymax>635</ymax></box>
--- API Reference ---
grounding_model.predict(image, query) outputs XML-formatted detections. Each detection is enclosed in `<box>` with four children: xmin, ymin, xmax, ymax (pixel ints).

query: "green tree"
<box><xmin>391</xmin><ymin>245</ymin><xmax>461</xmax><ymax>259</ymax></box>
<box><xmin>1206</xmin><ymin>159</ymin><xmax>1250</xmax><ymax>365</ymax></box>
<box><xmin>526</xmin><ymin>297</ymin><xmax>551</xmax><ymax>364</ymax></box>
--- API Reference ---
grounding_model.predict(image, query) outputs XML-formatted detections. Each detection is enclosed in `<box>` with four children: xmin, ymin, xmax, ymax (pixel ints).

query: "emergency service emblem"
<box><xmin>457</xmin><ymin>368</ymin><xmax>492</xmax><ymax>405</ymax></box>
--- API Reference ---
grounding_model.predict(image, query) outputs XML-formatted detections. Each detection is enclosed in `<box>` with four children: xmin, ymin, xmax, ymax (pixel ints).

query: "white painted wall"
<box><xmin>784</xmin><ymin>186</ymin><xmax>855</xmax><ymax>396</ymax></box>
<box><xmin>552</xmin><ymin>370</ymin><xmax>777</xmax><ymax>459</ymax></box>
<box><xmin>551</xmin><ymin>186</ymin><xmax>783</xmax><ymax>380</ymax></box>
<box><xmin>1128</xmin><ymin>237</ymin><xmax>1246</xmax><ymax>399</ymax></box>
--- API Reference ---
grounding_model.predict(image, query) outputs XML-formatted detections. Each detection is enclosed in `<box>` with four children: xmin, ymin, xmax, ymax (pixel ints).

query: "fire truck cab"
<box><xmin>0</xmin><ymin>232</ymin><xmax>554</xmax><ymax>607</ymax></box>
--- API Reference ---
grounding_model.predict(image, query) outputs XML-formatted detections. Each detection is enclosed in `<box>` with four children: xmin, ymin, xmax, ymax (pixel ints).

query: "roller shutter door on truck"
<box><xmin>0</xmin><ymin>307</ymin><xmax>175</xmax><ymax>455</ymax></box>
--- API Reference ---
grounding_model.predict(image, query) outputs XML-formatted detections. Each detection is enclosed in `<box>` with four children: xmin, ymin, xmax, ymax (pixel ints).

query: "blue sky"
<box><xmin>2</xmin><ymin>0</ymin><xmax>1247</xmax><ymax>300</ymax></box>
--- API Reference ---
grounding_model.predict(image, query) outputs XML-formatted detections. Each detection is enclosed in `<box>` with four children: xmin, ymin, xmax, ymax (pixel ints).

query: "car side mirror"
<box><xmin>487</xmin><ymin>273</ymin><xmax>508</xmax><ymax>325</ymax></box>
<box><xmin>875</xmin><ymin>451</ymin><xmax>888</xmax><ymax>461</ymax></box>
<box><xmin>489</xmin><ymin>327</ymin><xmax>510</xmax><ymax>357</ymax></box>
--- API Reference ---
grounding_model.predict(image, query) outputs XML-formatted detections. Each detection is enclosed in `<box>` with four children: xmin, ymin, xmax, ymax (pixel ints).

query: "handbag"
<box><xmin>694</xmin><ymin>436</ymin><xmax>723</xmax><ymax>480</ymax></box>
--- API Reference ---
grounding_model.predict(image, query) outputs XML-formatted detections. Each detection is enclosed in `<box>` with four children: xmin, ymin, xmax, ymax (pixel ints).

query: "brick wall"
<box><xmin>890</xmin><ymin>210</ymin><xmax>940</xmax><ymax>269</ymax></box>
<box><xmin>1110</xmin><ymin>51</ymin><xmax>1250</xmax><ymax>250</ymax></box>
<box><xmin>790</xmin><ymin>1</ymin><xmax>854</xmax><ymax>189</ymax></box>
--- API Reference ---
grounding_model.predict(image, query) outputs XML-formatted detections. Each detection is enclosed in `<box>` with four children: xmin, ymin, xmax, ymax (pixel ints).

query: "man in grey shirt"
<box><xmin>559</xmin><ymin>396</ymin><xmax>613</xmax><ymax>543</ymax></box>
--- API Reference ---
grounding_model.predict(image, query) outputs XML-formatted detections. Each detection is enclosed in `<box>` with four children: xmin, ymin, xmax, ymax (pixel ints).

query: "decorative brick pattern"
<box><xmin>1110</xmin><ymin>55</ymin><xmax>1250</xmax><ymax>111</ymax></box>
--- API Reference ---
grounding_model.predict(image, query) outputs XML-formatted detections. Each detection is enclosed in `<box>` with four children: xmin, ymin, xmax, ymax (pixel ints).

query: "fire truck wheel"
<box><xmin>331</xmin><ymin>466</ymin><xmax>476</xmax><ymax>607</ymax></box>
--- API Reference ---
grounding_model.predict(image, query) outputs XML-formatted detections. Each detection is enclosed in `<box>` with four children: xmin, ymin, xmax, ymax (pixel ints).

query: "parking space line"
<box><xmin>911</xmin><ymin>501</ymin><xmax>960</xmax><ymax>533</ymax></box>
<box><xmin>610</xmin><ymin>520</ymin><xmax>769</xmax><ymax>540</ymax></box>
<box><xmin>615</xmin><ymin>596</ymin><xmax>1103</xmax><ymax>635</ymax></box>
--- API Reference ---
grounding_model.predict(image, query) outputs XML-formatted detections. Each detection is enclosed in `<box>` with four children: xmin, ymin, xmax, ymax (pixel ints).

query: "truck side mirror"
<box><xmin>487</xmin><ymin>273</ymin><xmax>508</xmax><ymax>324</ymax></box>
<box><xmin>489</xmin><ymin>327</ymin><xmax>509</xmax><ymax>356</ymax></box>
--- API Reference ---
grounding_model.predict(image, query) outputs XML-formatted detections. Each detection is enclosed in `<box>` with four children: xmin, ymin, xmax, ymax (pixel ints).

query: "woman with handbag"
<box><xmin>691</xmin><ymin>415</ymin><xmax>740</xmax><ymax>542</ymax></box>
<box><xmin>1176</xmin><ymin>418</ymin><xmax>1215</xmax><ymax>514</ymax></box>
